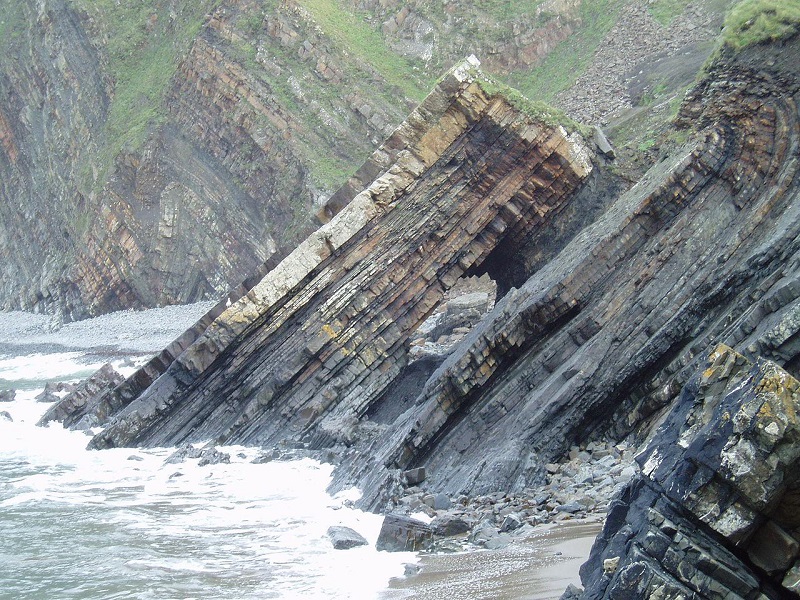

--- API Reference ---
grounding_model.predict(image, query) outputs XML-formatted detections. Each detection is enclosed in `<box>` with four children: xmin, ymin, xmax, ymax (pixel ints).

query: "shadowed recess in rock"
<box><xmin>72</xmin><ymin>58</ymin><xmax>592</xmax><ymax>451</ymax></box>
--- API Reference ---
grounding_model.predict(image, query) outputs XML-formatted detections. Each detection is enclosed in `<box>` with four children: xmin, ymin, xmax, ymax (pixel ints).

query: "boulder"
<box><xmin>500</xmin><ymin>513</ymin><xmax>523</xmax><ymax>532</ymax></box>
<box><xmin>165</xmin><ymin>444</ymin><xmax>230</xmax><ymax>466</ymax></box>
<box><xmin>0</xmin><ymin>389</ymin><xmax>15</xmax><ymax>402</ymax></box>
<box><xmin>37</xmin><ymin>364</ymin><xmax>123</xmax><ymax>428</ymax></box>
<box><xmin>326</xmin><ymin>525</ymin><xmax>368</xmax><ymax>550</ymax></box>
<box><xmin>403</xmin><ymin>468</ymin><xmax>426</xmax><ymax>486</ymax></box>
<box><xmin>0</xmin><ymin>410</ymin><xmax>12</xmax><ymax>421</ymax></box>
<box><xmin>376</xmin><ymin>514</ymin><xmax>433</xmax><ymax>552</ymax></box>
<box><xmin>430</xmin><ymin>513</ymin><xmax>472</xmax><ymax>537</ymax></box>
<box><xmin>433</xmin><ymin>493</ymin><xmax>452</xmax><ymax>510</ymax></box>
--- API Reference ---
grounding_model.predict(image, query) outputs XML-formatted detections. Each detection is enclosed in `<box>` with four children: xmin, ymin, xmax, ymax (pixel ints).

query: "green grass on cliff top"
<box><xmin>68</xmin><ymin>0</ymin><xmax>217</xmax><ymax>163</ymax></box>
<box><xmin>476</xmin><ymin>75</ymin><xmax>591</xmax><ymax>137</ymax></box>
<box><xmin>722</xmin><ymin>0</ymin><xmax>800</xmax><ymax>50</ymax></box>
<box><xmin>505</xmin><ymin>0</ymin><xmax>623</xmax><ymax>104</ymax></box>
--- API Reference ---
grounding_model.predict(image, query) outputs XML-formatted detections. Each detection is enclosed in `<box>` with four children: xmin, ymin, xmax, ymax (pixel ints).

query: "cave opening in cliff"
<box><xmin>463</xmin><ymin>237</ymin><xmax>527</xmax><ymax>300</ymax></box>
<box><xmin>366</xmin><ymin>274</ymin><xmax>498</xmax><ymax>425</ymax></box>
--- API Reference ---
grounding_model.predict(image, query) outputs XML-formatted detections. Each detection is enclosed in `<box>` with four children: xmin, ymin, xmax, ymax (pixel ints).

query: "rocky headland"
<box><xmin>26</xmin><ymin>3</ymin><xmax>800</xmax><ymax>599</ymax></box>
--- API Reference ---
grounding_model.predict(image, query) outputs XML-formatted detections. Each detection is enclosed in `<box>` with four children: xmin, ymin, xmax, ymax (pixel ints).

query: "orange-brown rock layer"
<box><xmin>82</xmin><ymin>59</ymin><xmax>592</xmax><ymax>450</ymax></box>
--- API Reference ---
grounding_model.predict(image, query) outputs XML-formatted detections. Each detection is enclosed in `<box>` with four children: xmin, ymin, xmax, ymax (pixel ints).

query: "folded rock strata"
<box><xmin>71</xmin><ymin>58</ymin><xmax>592</xmax><ymax>450</ymax></box>
<box><xmin>326</xmin><ymin>35</ymin><xmax>800</xmax><ymax>509</ymax></box>
<box><xmin>46</xmin><ymin>33</ymin><xmax>800</xmax><ymax>560</ymax></box>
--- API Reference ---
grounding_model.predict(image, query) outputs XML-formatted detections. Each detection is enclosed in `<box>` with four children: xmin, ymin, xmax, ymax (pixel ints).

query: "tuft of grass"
<box><xmin>67</xmin><ymin>0</ymin><xmax>218</xmax><ymax>178</ymax></box>
<box><xmin>475</xmin><ymin>73</ymin><xmax>592</xmax><ymax>137</ymax></box>
<box><xmin>646</xmin><ymin>0</ymin><xmax>693</xmax><ymax>26</ymax></box>
<box><xmin>505</xmin><ymin>0</ymin><xmax>623</xmax><ymax>103</ymax></box>
<box><xmin>0</xmin><ymin>2</ymin><xmax>26</xmax><ymax>52</ymax></box>
<box><xmin>722</xmin><ymin>0</ymin><xmax>800</xmax><ymax>50</ymax></box>
<box><xmin>296</xmin><ymin>0</ymin><xmax>432</xmax><ymax>102</ymax></box>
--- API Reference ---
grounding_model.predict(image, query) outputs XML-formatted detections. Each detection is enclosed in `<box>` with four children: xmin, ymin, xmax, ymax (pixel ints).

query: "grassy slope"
<box><xmin>0</xmin><ymin>2</ymin><xmax>26</xmax><ymax>53</ymax></box>
<box><xmin>67</xmin><ymin>0</ymin><xmax>217</xmax><ymax>185</ymax></box>
<box><xmin>722</xmin><ymin>0</ymin><xmax>800</xmax><ymax>50</ymax></box>
<box><xmin>296</xmin><ymin>0</ymin><xmax>431</xmax><ymax>102</ymax></box>
<box><xmin>505</xmin><ymin>0</ymin><xmax>624</xmax><ymax>104</ymax></box>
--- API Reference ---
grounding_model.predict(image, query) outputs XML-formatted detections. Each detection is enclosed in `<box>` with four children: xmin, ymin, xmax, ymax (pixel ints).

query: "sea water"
<box><xmin>0</xmin><ymin>307</ymin><xmax>415</xmax><ymax>600</ymax></box>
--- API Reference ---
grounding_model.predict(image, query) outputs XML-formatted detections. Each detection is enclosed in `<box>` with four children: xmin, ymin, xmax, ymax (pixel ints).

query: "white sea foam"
<box><xmin>0</xmin><ymin>308</ymin><xmax>417</xmax><ymax>599</ymax></box>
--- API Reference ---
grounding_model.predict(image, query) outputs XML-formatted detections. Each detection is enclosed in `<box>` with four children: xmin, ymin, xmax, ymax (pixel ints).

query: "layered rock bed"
<box><xmin>29</xmin><ymin>28</ymin><xmax>800</xmax><ymax>599</ymax></box>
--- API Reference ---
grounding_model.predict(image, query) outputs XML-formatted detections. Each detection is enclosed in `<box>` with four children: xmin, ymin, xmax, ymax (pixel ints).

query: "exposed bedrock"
<box><xmin>568</xmin><ymin>345</ymin><xmax>800</xmax><ymax>599</ymax></box>
<box><xmin>80</xmin><ymin>58</ymin><xmax>592</xmax><ymax>451</ymax></box>
<box><xmin>329</xmin><ymin>36</ymin><xmax>800</xmax><ymax>509</ymax></box>
<box><xmin>49</xmin><ymin>34</ymin><xmax>800</xmax><ymax>538</ymax></box>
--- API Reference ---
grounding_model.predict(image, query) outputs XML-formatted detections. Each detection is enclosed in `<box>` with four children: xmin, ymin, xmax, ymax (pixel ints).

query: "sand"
<box><xmin>380</xmin><ymin>520</ymin><xmax>602</xmax><ymax>600</ymax></box>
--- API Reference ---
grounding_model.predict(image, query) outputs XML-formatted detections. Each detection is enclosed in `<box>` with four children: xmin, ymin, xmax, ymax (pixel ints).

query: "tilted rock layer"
<box><xmin>570</xmin><ymin>345</ymin><xmax>800</xmax><ymax>598</ymax></box>
<box><xmin>80</xmin><ymin>58</ymin><xmax>592</xmax><ymax>452</ymax></box>
<box><xmin>45</xmin><ymin>39</ymin><xmax>800</xmax><ymax>600</ymax></box>
<box><xmin>1</xmin><ymin>0</ymin><xmax>729</xmax><ymax>321</ymax></box>
<box><xmin>45</xmin><ymin>25</ymin><xmax>800</xmax><ymax>495</ymax></box>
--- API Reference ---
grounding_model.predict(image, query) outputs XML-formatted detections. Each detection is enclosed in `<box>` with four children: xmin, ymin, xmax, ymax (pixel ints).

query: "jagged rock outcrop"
<box><xmin>37</xmin><ymin>363</ymin><xmax>123</xmax><ymax>428</ymax></box>
<box><xmin>77</xmin><ymin>57</ymin><xmax>591</xmax><ymax>451</ymax></box>
<box><xmin>325</xmin><ymin>33</ymin><xmax>800</xmax><ymax>509</ymax></box>
<box><xmin>567</xmin><ymin>345</ymin><xmax>800</xmax><ymax>599</ymax></box>
<box><xmin>39</xmin><ymin>25</ymin><xmax>800</xmax><ymax>515</ymax></box>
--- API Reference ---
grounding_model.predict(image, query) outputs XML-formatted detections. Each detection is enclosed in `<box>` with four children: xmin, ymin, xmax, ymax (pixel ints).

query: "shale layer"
<box><xmin>80</xmin><ymin>59</ymin><xmax>592</xmax><ymax>451</ymax></box>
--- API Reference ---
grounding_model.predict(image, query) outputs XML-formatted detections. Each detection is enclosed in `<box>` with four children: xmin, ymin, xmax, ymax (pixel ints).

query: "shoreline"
<box><xmin>380</xmin><ymin>519</ymin><xmax>601</xmax><ymax>600</ymax></box>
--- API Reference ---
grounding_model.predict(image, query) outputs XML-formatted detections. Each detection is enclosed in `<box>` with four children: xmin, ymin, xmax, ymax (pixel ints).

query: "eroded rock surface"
<box><xmin>41</xmin><ymin>39</ymin><xmax>800</xmax><ymax>600</ymax></box>
<box><xmin>569</xmin><ymin>345</ymin><xmax>800</xmax><ymax>599</ymax></box>
<box><xmin>80</xmin><ymin>59</ymin><xmax>592</xmax><ymax>451</ymax></box>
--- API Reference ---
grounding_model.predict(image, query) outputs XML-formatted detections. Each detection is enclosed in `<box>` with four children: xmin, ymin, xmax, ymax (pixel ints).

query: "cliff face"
<box><xmin>0</xmin><ymin>0</ymin><xmax>727</xmax><ymax>320</ymax></box>
<box><xmin>40</xmin><ymin>24</ymin><xmax>798</xmax><ymax>504</ymax></box>
<box><xmin>33</xmin><ymin>11</ymin><xmax>800</xmax><ymax>597</ymax></box>
<box><xmin>0</xmin><ymin>0</ymin><xmax>416</xmax><ymax>320</ymax></box>
<box><xmin>80</xmin><ymin>59</ymin><xmax>593</xmax><ymax>452</ymax></box>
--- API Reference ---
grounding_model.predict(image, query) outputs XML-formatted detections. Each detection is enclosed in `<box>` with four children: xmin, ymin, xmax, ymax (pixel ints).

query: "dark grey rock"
<box><xmin>560</xmin><ymin>583</ymin><xmax>584</xmax><ymax>600</ymax></box>
<box><xmin>376</xmin><ymin>514</ymin><xmax>432</xmax><ymax>552</ymax></box>
<box><xmin>568</xmin><ymin>347</ymin><xmax>800</xmax><ymax>599</ymax></box>
<box><xmin>326</xmin><ymin>525</ymin><xmax>368</xmax><ymax>550</ymax></box>
<box><xmin>500</xmin><ymin>513</ymin><xmax>523</xmax><ymax>532</ymax></box>
<box><xmin>433</xmin><ymin>493</ymin><xmax>451</xmax><ymax>510</ymax></box>
<box><xmin>0</xmin><ymin>389</ymin><xmax>15</xmax><ymax>402</ymax></box>
<box><xmin>556</xmin><ymin>502</ymin><xmax>582</xmax><ymax>514</ymax></box>
<box><xmin>430</xmin><ymin>513</ymin><xmax>471</xmax><ymax>537</ymax></box>
<box><xmin>35</xmin><ymin>381</ymin><xmax>76</xmax><ymax>403</ymax></box>
<box><xmin>197</xmin><ymin>447</ymin><xmax>231</xmax><ymax>466</ymax></box>
<box><xmin>747</xmin><ymin>521</ymin><xmax>799</xmax><ymax>574</ymax></box>
<box><xmin>37</xmin><ymin>363</ymin><xmax>123</xmax><ymax>427</ymax></box>
<box><xmin>0</xmin><ymin>410</ymin><xmax>12</xmax><ymax>422</ymax></box>
<box><xmin>403</xmin><ymin>468</ymin><xmax>426</xmax><ymax>486</ymax></box>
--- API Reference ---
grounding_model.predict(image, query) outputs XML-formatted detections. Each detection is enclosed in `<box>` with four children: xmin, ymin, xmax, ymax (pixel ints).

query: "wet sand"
<box><xmin>380</xmin><ymin>520</ymin><xmax>602</xmax><ymax>600</ymax></box>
